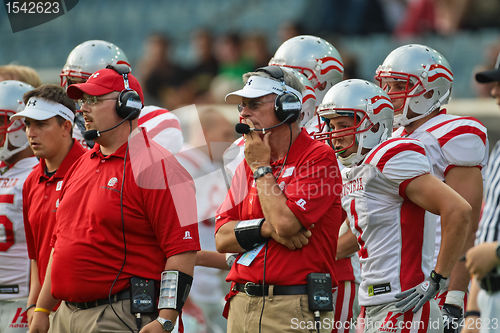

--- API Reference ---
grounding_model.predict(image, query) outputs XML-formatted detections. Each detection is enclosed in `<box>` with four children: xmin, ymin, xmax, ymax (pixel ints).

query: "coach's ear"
<box><xmin>63</xmin><ymin>119</ymin><xmax>73</xmax><ymax>136</ymax></box>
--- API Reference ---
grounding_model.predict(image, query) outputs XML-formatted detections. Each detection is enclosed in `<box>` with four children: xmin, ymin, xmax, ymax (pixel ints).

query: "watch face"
<box><xmin>162</xmin><ymin>319</ymin><xmax>174</xmax><ymax>331</ymax></box>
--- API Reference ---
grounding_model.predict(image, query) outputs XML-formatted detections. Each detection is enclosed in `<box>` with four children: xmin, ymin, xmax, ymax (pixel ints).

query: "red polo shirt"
<box><xmin>23</xmin><ymin>139</ymin><xmax>86</xmax><ymax>284</ymax></box>
<box><xmin>216</xmin><ymin>128</ymin><xmax>343</xmax><ymax>286</ymax></box>
<box><xmin>51</xmin><ymin>138</ymin><xmax>200</xmax><ymax>302</ymax></box>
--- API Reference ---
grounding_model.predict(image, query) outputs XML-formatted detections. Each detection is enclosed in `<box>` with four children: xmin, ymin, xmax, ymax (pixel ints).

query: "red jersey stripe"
<box><xmin>437</xmin><ymin>126</ymin><xmax>487</xmax><ymax>146</ymax></box>
<box><xmin>376</xmin><ymin>143</ymin><xmax>426</xmax><ymax>172</ymax></box>
<box><xmin>425</xmin><ymin>116</ymin><xmax>484</xmax><ymax>133</ymax></box>
<box><xmin>364</xmin><ymin>138</ymin><xmax>411</xmax><ymax>165</ymax></box>
<box><xmin>0</xmin><ymin>194</ymin><xmax>14</xmax><ymax>204</ymax></box>
<box><xmin>399</xmin><ymin>199</ymin><xmax>426</xmax><ymax>291</ymax></box>
<box><xmin>138</xmin><ymin>108</ymin><xmax>171</xmax><ymax>125</ymax></box>
<box><xmin>147</xmin><ymin>119</ymin><xmax>181</xmax><ymax>137</ymax></box>
<box><xmin>351</xmin><ymin>199</ymin><xmax>367</xmax><ymax>259</ymax></box>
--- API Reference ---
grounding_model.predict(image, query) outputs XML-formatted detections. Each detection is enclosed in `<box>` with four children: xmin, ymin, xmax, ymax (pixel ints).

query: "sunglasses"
<box><xmin>78</xmin><ymin>94</ymin><xmax>117</xmax><ymax>106</ymax></box>
<box><xmin>237</xmin><ymin>99</ymin><xmax>273</xmax><ymax>112</ymax></box>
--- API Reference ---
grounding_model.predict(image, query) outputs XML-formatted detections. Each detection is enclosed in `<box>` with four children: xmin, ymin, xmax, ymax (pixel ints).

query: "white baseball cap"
<box><xmin>225</xmin><ymin>76</ymin><xmax>302</xmax><ymax>104</ymax></box>
<box><xmin>11</xmin><ymin>97</ymin><xmax>75</xmax><ymax>124</ymax></box>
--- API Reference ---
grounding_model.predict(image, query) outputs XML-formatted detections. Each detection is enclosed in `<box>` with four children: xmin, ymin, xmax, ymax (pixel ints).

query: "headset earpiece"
<box><xmin>255</xmin><ymin>66</ymin><xmax>302</xmax><ymax>123</ymax></box>
<box><xmin>116</xmin><ymin>90</ymin><xmax>142</xmax><ymax>119</ymax></box>
<box><xmin>105</xmin><ymin>64</ymin><xmax>142</xmax><ymax>120</ymax></box>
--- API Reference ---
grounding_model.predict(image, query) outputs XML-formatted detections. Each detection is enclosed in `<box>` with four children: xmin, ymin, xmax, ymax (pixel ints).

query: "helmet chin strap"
<box><xmin>0</xmin><ymin>141</ymin><xmax>29</xmax><ymax>162</ymax></box>
<box><xmin>337</xmin><ymin>134</ymin><xmax>366</xmax><ymax>167</ymax></box>
<box><xmin>395</xmin><ymin>86</ymin><xmax>451</xmax><ymax>128</ymax></box>
<box><xmin>337</xmin><ymin>152</ymin><xmax>365</xmax><ymax>167</ymax></box>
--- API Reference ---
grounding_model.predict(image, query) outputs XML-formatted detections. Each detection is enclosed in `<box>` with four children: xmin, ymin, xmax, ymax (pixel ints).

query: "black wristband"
<box><xmin>464</xmin><ymin>310</ymin><xmax>481</xmax><ymax>318</ymax></box>
<box><xmin>25</xmin><ymin>304</ymin><xmax>36</xmax><ymax>311</ymax></box>
<box><xmin>430</xmin><ymin>270</ymin><xmax>446</xmax><ymax>283</ymax></box>
<box><xmin>234</xmin><ymin>218</ymin><xmax>267</xmax><ymax>251</ymax></box>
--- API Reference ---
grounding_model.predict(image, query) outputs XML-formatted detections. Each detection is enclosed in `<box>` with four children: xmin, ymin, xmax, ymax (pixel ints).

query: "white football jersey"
<box><xmin>342</xmin><ymin>138</ymin><xmax>435</xmax><ymax>306</ymax></box>
<box><xmin>0</xmin><ymin>157</ymin><xmax>38</xmax><ymax>300</ymax></box>
<box><xmin>393</xmin><ymin>113</ymin><xmax>489</xmax><ymax>265</ymax></box>
<box><xmin>175</xmin><ymin>146</ymin><xmax>227</xmax><ymax>304</ymax></box>
<box><xmin>138</xmin><ymin>105</ymin><xmax>184</xmax><ymax>154</ymax></box>
<box><xmin>175</xmin><ymin>145</ymin><xmax>228</xmax><ymax>223</ymax></box>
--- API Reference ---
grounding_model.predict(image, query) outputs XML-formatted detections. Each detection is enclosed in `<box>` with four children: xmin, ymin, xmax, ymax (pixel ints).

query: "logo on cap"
<box><xmin>90</xmin><ymin>72</ymin><xmax>100</xmax><ymax>79</ymax></box>
<box><xmin>27</xmin><ymin>100</ymin><xmax>36</xmax><ymax>107</ymax></box>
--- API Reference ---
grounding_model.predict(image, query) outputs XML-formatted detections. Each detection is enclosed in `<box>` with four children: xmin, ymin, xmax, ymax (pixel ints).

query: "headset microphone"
<box><xmin>234</xmin><ymin>113</ymin><xmax>294</xmax><ymax>135</ymax></box>
<box><xmin>83</xmin><ymin>110</ymin><xmax>138</xmax><ymax>141</ymax></box>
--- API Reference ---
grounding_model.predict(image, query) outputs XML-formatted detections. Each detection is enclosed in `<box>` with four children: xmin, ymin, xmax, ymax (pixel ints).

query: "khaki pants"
<box><xmin>227</xmin><ymin>292</ymin><xmax>334</xmax><ymax>333</ymax></box>
<box><xmin>49</xmin><ymin>299</ymin><xmax>156</xmax><ymax>333</ymax></box>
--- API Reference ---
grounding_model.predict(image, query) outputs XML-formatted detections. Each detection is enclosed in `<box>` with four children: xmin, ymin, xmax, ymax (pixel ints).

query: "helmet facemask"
<box><xmin>375</xmin><ymin>44</ymin><xmax>453</xmax><ymax>128</ymax></box>
<box><xmin>315</xmin><ymin>79</ymin><xmax>394</xmax><ymax>167</ymax></box>
<box><xmin>0</xmin><ymin>111</ymin><xmax>28</xmax><ymax>162</ymax></box>
<box><xmin>314</xmin><ymin>109</ymin><xmax>373</xmax><ymax>167</ymax></box>
<box><xmin>60</xmin><ymin>69</ymin><xmax>91</xmax><ymax>89</ymax></box>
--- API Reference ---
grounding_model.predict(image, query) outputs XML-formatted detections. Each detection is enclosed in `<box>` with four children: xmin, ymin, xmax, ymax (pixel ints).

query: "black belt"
<box><xmin>480</xmin><ymin>274</ymin><xmax>500</xmax><ymax>293</ymax></box>
<box><xmin>234</xmin><ymin>282</ymin><xmax>307</xmax><ymax>297</ymax></box>
<box><xmin>66</xmin><ymin>289</ymin><xmax>130</xmax><ymax>310</ymax></box>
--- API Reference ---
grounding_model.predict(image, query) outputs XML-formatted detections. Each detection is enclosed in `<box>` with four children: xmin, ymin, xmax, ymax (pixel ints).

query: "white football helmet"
<box><xmin>0</xmin><ymin>80</ymin><xmax>34</xmax><ymax>161</ymax></box>
<box><xmin>315</xmin><ymin>79</ymin><xmax>394</xmax><ymax>167</ymax></box>
<box><xmin>281</xmin><ymin>67</ymin><xmax>317</xmax><ymax>127</ymax></box>
<box><xmin>375</xmin><ymin>44</ymin><xmax>453</xmax><ymax>127</ymax></box>
<box><xmin>269</xmin><ymin>35</ymin><xmax>344</xmax><ymax>103</ymax></box>
<box><xmin>60</xmin><ymin>40</ymin><xmax>129</xmax><ymax>87</ymax></box>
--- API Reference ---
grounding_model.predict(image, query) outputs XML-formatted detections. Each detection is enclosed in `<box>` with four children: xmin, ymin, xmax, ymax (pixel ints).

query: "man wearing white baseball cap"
<box><xmin>215</xmin><ymin>66</ymin><xmax>343</xmax><ymax>332</ymax></box>
<box><xmin>11</xmin><ymin>84</ymin><xmax>86</xmax><ymax>327</ymax></box>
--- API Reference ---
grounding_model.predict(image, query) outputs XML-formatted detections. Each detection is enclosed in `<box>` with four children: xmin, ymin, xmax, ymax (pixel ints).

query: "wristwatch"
<box><xmin>253</xmin><ymin>166</ymin><xmax>272</xmax><ymax>180</ymax></box>
<box><xmin>156</xmin><ymin>317</ymin><xmax>174</xmax><ymax>332</ymax></box>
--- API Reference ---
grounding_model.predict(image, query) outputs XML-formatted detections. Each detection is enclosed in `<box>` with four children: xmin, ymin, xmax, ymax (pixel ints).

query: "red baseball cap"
<box><xmin>66</xmin><ymin>68</ymin><xmax>144</xmax><ymax>103</ymax></box>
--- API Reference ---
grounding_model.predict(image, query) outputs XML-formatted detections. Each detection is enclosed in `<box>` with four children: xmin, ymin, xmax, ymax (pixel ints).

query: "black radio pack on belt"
<box><xmin>130</xmin><ymin>277</ymin><xmax>157</xmax><ymax>314</ymax></box>
<box><xmin>307</xmin><ymin>273</ymin><xmax>333</xmax><ymax>312</ymax></box>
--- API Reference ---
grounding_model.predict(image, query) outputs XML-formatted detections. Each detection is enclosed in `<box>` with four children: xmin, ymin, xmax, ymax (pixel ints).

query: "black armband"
<box><xmin>234</xmin><ymin>218</ymin><xmax>267</xmax><ymax>251</ymax></box>
<box><xmin>25</xmin><ymin>304</ymin><xmax>36</xmax><ymax>311</ymax></box>
<box><xmin>464</xmin><ymin>310</ymin><xmax>481</xmax><ymax>318</ymax></box>
<box><xmin>158</xmin><ymin>270</ymin><xmax>193</xmax><ymax>312</ymax></box>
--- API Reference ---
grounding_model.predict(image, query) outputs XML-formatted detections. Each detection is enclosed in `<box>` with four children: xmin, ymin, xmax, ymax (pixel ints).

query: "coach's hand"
<box><xmin>395</xmin><ymin>271</ymin><xmax>447</xmax><ymax>313</ymax></box>
<box><xmin>243</xmin><ymin>119</ymin><xmax>271</xmax><ymax>172</ymax></box>
<box><xmin>29</xmin><ymin>311</ymin><xmax>50</xmax><ymax>333</ymax></box>
<box><xmin>272</xmin><ymin>227</ymin><xmax>312</xmax><ymax>250</ymax></box>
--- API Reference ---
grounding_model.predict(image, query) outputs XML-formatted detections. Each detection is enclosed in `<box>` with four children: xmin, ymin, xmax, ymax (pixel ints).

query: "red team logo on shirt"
<box><xmin>9</xmin><ymin>307</ymin><xmax>28</xmax><ymax>328</ymax></box>
<box><xmin>342</xmin><ymin>177</ymin><xmax>364</xmax><ymax>196</ymax></box>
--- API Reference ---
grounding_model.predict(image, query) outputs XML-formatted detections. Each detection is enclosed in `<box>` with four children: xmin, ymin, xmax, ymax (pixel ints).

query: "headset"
<box><xmin>255</xmin><ymin>66</ymin><xmax>302</xmax><ymax>124</ymax></box>
<box><xmin>83</xmin><ymin>65</ymin><xmax>143</xmax><ymax>141</ymax></box>
<box><xmin>106</xmin><ymin>64</ymin><xmax>142</xmax><ymax>120</ymax></box>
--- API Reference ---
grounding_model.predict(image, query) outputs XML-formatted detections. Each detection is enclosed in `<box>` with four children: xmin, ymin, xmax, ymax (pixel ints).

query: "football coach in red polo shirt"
<box><xmin>215</xmin><ymin>66</ymin><xmax>344</xmax><ymax>333</ymax></box>
<box><xmin>30</xmin><ymin>65</ymin><xmax>199</xmax><ymax>333</ymax></box>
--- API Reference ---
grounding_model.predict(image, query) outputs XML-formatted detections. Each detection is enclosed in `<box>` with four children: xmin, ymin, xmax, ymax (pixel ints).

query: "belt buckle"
<box><xmin>244</xmin><ymin>282</ymin><xmax>257</xmax><ymax>296</ymax></box>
